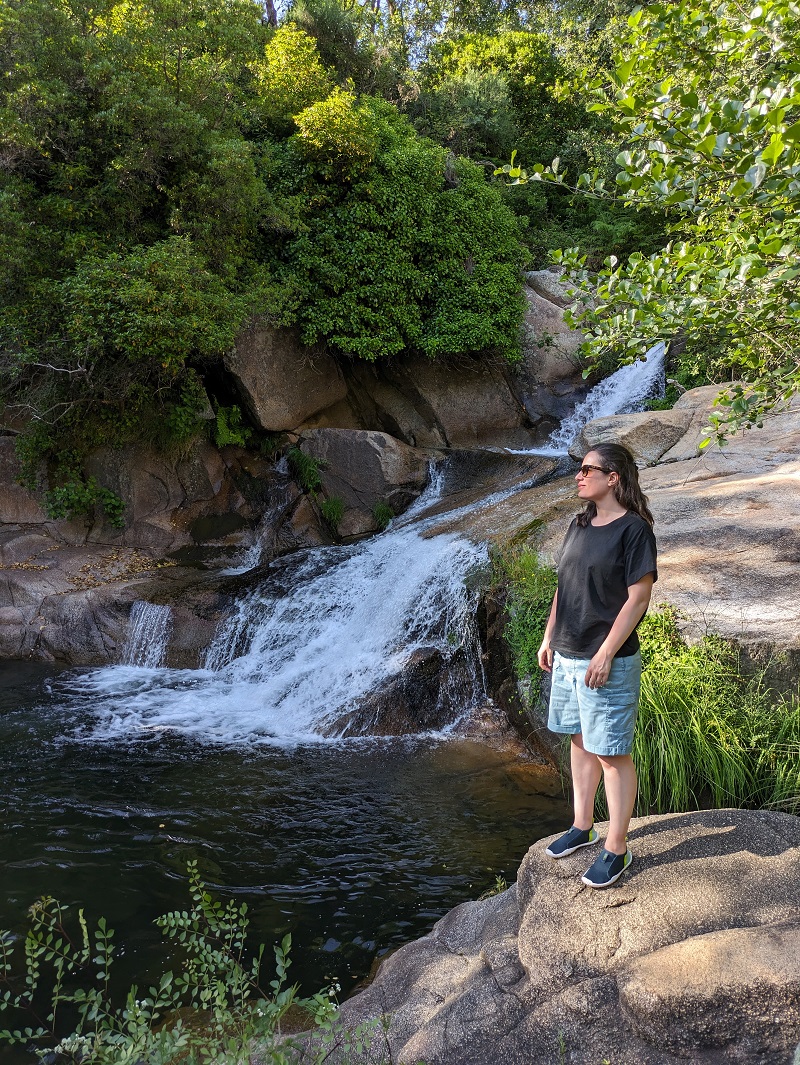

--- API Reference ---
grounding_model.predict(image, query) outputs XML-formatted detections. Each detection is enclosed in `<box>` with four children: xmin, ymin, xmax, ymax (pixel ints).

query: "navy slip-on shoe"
<box><xmin>581</xmin><ymin>847</ymin><xmax>632</xmax><ymax>888</ymax></box>
<box><xmin>545</xmin><ymin>825</ymin><xmax>599</xmax><ymax>859</ymax></box>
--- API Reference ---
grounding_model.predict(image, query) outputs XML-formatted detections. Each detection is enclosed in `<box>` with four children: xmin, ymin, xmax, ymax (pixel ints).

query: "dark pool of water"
<box><xmin>0</xmin><ymin>660</ymin><xmax>568</xmax><ymax>1057</ymax></box>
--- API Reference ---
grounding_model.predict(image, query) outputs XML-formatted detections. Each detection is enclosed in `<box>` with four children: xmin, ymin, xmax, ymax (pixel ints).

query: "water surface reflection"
<box><xmin>1</xmin><ymin>660</ymin><xmax>568</xmax><ymax>1001</ymax></box>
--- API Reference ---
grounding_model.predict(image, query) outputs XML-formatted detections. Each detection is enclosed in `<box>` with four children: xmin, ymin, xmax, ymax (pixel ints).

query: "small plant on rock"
<box><xmin>320</xmin><ymin>495</ymin><xmax>345</xmax><ymax>532</ymax></box>
<box><xmin>287</xmin><ymin>447</ymin><xmax>323</xmax><ymax>493</ymax></box>
<box><xmin>372</xmin><ymin>501</ymin><xmax>394</xmax><ymax>531</ymax></box>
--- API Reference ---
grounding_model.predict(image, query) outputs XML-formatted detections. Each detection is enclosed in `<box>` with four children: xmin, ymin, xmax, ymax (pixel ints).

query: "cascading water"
<box><xmin>119</xmin><ymin>601</ymin><xmax>172</xmax><ymax>668</ymax></box>
<box><xmin>524</xmin><ymin>340</ymin><xmax>667</xmax><ymax>456</ymax></box>
<box><xmin>66</xmin><ymin>466</ymin><xmax>500</xmax><ymax>745</ymax></box>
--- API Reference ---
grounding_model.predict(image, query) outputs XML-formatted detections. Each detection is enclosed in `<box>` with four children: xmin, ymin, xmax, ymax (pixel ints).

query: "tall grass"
<box><xmin>495</xmin><ymin>547</ymin><xmax>800</xmax><ymax>817</ymax></box>
<box><xmin>635</xmin><ymin>611</ymin><xmax>800</xmax><ymax>815</ymax></box>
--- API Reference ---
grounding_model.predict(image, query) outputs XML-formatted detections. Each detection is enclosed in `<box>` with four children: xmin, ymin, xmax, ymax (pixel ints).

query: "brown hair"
<box><xmin>576</xmin><ymin>443</ymin><xmax>655</xmax><ymax>528</ymax></box>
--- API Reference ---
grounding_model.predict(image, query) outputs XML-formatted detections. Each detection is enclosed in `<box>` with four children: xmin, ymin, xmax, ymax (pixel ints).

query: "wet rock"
<box><xmin>328</xmin><ymin>645</ymin><xmax>476</xmax><ymax>736</ymax></box>
<box><xmin>330</xmin><ymin>809</ymin><xmax>800</xmax><ymax>1065</ymax></box>
<box><xmin>225</xmin><ymin>318</ymin><xmax>347</xmax><ymax>431</ymax></box>
<box><xmin>299</xmin><ymin>428</ymin><xmax>429</xmax><ymax>537</ymax></box>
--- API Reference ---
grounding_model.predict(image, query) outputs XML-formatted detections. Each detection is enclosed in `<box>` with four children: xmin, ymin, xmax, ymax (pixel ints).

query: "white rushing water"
<box><xmin>119</xmin><ymin>602</ymin><xmax>173</xmax><ymax>668</ymax></box>
<box><xmin>69</xmin><ymin>465</ymin><xmax>494</xmax><ymax>745</ymax></box>
<box><xmin>522</xmin><ymin>340</ymin><xmax>667</xmax><ymax>456</ymax></box>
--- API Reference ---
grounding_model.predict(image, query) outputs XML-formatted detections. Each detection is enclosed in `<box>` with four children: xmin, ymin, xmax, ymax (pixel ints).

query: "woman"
<box><xmin>538</xmin><ymin>443</ymin><xmax>657</xmax><ymax>888</ymax></box>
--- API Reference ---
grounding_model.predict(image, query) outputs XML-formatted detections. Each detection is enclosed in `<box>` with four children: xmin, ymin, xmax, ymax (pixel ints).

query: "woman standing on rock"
<box><xmin>538</xmin><ymin>443</ymin><xmax>657</xmax><ymax>888</ymax></box>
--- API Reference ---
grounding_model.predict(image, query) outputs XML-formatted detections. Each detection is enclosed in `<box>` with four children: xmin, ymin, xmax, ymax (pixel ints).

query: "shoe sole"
<box><xmin>545</xmin><ymin>833</ymin><xmax>599</xmax><ymax>859</ymax></box>
<box><xmin>581</xmin><ymin>853</ymin><xmax>633</xmax><ymax>889</ymax></box>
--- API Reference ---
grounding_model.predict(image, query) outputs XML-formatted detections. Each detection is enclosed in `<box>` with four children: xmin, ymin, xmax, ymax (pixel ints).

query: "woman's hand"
<box><xmin>584</xmin><ymin>649</ymin><xmax>612</xmax><ymax>689</ymax></box>
<box><xmin>538</xmin><ymin>642</ymin><xmax>553</xmax><ymax>673</ymax></box>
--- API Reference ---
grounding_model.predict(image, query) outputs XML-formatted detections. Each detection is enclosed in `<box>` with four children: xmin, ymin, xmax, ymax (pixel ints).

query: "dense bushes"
<box><xmin>0</xmin><ymin>0</ymin><xmax>527</xmax><ymax>494</ymax></box>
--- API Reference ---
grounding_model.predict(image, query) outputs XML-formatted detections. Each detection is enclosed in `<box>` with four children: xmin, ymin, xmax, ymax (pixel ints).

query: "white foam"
<box><xmin>514</xmin><ymin>341</ymin><xmax>667</xmax><ymax>456</ymax></box>
<box><xmin>73</xmin><ymin>524</ymin><xmax>487</xmax><ymax>745</ymax></box>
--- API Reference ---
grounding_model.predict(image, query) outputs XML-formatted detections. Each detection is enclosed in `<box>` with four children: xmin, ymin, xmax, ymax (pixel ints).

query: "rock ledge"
<box><xmin>332</xmin><ymin>808</ymin><xmax>800</xmax><ymax>1065</ymax></box>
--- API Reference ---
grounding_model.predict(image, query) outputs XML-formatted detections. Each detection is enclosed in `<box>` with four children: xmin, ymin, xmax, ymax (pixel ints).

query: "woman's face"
<box><xmin>576</xmin><ymin>450</ymin><xmax>617</xmax><ymax>503</ymax></box>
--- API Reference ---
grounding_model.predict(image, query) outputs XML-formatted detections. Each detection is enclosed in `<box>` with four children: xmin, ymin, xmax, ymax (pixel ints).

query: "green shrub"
<box><xmin>287</xmin><ymin>447</ymin><xmax>323</xmax><ymax>493</ymax></box>
<box><xmin>44</xmin><ymin>477</ymin><xmax>125</xmax><ymax>528</ymax></box>
<box><xmin>320</xmin><ymin>494</ymin><xmax>345</xmax><ymax>531</ymax></box>
<box><xmin>492</xmin><ymin>546</ymin><xmax>557</xmax><ymax>678</ymax></box>
<box><xmin>0</xmin><ymin>861</ymin><xmax>379</xmax><ymax>1064</ymax></box>
<box><xmin>372</xmin><ymin>500</ymin><xmax>394</xmax><ymax>531</ymax></box>
<box><xmin>60</xmin><ymin>238</ymin><xmax>245</xmax><ymax>374</ymax></box>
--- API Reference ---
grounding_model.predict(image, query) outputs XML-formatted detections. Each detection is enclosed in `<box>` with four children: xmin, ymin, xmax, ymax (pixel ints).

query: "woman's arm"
<box><xmin>537</xmin><ymin>589</ymin><xmax>559</xmax><ymax>673</ymax></box>
<box><xmin>584</xmin><ymin>574</ymin><xmax>655</xmax><ymax>689</ymax></box>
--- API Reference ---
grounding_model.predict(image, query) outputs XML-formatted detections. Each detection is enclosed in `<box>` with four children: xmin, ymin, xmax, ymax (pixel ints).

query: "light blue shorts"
<box><xmin>547</xmin><ymin>650</ymin><xmax>642</xmax><ymax>757</ymax></box>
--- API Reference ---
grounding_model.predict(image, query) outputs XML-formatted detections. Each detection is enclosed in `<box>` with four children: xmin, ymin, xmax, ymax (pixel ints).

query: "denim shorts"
<box><xmin>547</xmin><ymin>650</ymin><xmax>642</xmax><ymax>756</ymax></box>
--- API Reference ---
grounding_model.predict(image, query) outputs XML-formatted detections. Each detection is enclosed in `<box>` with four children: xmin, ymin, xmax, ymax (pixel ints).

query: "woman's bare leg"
<box><xmin>598</xmin><ymin>754</ymin><xmax>637</xmax><ymax>854</ymax></box>
<box><xmin>570</xmin><ymin>733</ymin><xmax>603</xmax><ymax>831</ymax></box>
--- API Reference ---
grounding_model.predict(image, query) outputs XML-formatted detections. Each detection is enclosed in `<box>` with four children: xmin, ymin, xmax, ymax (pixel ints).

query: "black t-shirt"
<box><xmin>551</xmin><ymin>512</ymin><xmax>658</xmax><ymax>659</ymax></box>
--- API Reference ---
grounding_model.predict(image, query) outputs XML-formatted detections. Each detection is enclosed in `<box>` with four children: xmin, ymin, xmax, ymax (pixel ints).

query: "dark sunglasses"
<box><xmin>578</xmin><ymin>464</ymin><xmax>612</xmax><ymax>476</ymax></box>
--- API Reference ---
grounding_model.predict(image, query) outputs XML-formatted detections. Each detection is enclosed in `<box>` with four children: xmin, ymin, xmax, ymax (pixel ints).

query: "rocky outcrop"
<box><xmin>299</xmin><ymin>428</ymin><xmax>429</xmax><ymax>537</ymax></box>
<box><xmin>303</xmin><ymin>353</ymin><xmax>538</xmax><ymax>450</ymax></box>
<box><xmin>0</xmin><ymin>435</ymin><xmax>329</xmax><ymax>555</ymax></box>
<box><xmin>330</xmin><ymin>809</ymin><xmax>800</xmax><ymax>1065</ymax></box>
<box><xmin>0</xmin><ymin>538</ymin><xmax>223</xmax><ymax>664</ymax></box>
<box><xmin>259</xmin><ymin>272</ymin><xmax>583</xmax><ymax>447</ymax></box>
<box><xmin>224</xmin><ymin>318</ymin><xmax>347</xmax><ymax>431</ymax></box>
<box><xmin>0</xmin><ymin>435</ymin><xmax>334</xmax><ymax>663</ymax></box>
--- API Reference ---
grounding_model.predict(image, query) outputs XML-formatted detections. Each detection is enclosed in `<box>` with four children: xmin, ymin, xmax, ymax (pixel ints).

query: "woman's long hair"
<box><xmin>576</xmin><ymin>443</ymin><xmax>655</xmax><ymax>527</ymax></box>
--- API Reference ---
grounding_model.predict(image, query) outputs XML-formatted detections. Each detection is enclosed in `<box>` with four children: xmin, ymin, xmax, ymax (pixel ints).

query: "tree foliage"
<box><xmin>0</xmin><ymin>0</ymin><xmax>527</xmax><ymax>484</ymax></box>
<box><xmin>501</xmin><ymin>0</ymin><xmax>800</xmax><ymax>434</ymax></box>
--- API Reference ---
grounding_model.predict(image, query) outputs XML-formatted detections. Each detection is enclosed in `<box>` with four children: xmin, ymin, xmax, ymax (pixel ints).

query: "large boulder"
<box><xmin>389</xmin><ymin>355</ymin><xmax>532</xmax><ymax>449</ymax></box>
<box><xmin>323</xmin><ymin>354</ymin><xmax>538</xmax><ymax>450</ymax></box>
<box><xmin>507</xmin><ymin>273</ymin><xmax>591</xmax><ymax>437</ymax></box>
<box><xmin>299</xmin><ymin>428</ymin><xmax>429</xmax><ymax>538</ymax></box>
<box><xmin>569</xmin><ymin>408</ymin><xmax>693</xmax><ymax>465</ymax></box>
<box><xmin>330</xmin><ymin>809</ymin><xmax>800</xmax><ymax>1065</ymax></box>
<box><xmin>225</xmin><ymin>318</ymin><xmax>347</xmax><ymax>431</ymax></box>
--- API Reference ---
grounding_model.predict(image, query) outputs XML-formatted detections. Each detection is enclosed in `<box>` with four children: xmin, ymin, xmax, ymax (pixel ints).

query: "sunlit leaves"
<box><xmin>501</xmin><ymin>0</ymin><xmax>800</xmax><ymax>434</ymax></box>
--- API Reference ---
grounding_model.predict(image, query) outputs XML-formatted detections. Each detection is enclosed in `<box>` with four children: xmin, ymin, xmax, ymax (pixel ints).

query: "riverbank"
<box><xmin>331</xmin><ymin>807</ymin><xmax>800</xmax><ymax>1065</ymax></box>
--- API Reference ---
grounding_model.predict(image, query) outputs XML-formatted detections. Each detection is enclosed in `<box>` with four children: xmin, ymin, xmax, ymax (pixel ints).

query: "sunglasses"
<box><xmin>578</xmin><ymin>464</ymin><xmax>612</xmax><ymax>476</ymax></box>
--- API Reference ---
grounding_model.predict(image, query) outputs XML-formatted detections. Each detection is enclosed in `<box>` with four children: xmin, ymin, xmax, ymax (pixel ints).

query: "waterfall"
<box><xmin>120</xmin><ymin>602</ymin><xmax>172</xmax><ymax>668</ymax></box>
<box><xmin>524</xmin><ymin>340</ymin><xmax>667</xmax><ymax>456</ymax></box>
<box><xmin>72</xmin><ymin>463</ymin><xmax>501</xmax><ymax>744</ymax></box>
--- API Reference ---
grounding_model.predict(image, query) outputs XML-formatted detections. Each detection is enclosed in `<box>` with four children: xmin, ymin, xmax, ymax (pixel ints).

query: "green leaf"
<box><xmin>761</xmin><ymin>134</ymin><xmax>785</xmax><ymax>165</ymax></box>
